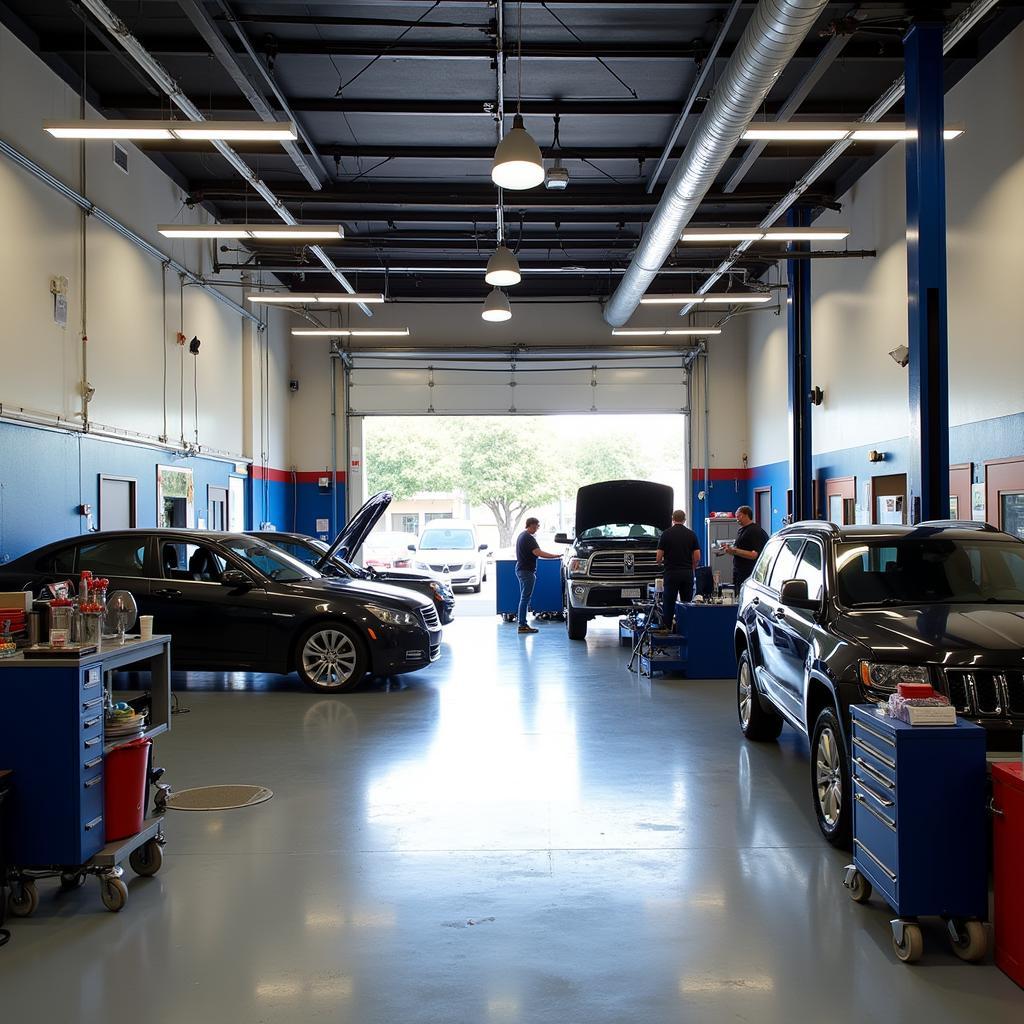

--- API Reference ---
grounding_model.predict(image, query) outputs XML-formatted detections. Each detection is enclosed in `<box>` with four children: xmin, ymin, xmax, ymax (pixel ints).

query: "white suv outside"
<box><xmin>412</xmin><ymin>519</ymin><xmax>489</xmax><ymax>592</ymax></box>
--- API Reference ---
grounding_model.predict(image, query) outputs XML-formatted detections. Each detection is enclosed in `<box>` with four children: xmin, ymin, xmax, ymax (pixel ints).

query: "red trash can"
<box><xmin>104</xmin><ymin>738</ymin><xmax>151</xmax><ymax>842</ymax></box>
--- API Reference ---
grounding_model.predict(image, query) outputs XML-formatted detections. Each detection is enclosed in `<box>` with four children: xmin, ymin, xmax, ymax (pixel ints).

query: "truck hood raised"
<box><xmin>574</xmin><ymin>479</ymin><xmax>674</xmax><ymax>535</ymax></box>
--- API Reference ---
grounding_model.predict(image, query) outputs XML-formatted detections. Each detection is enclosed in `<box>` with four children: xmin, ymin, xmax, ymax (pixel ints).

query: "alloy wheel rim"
<box><xmin>815</xmin><ymin>726</ymin><xmax>842</xmax><ymax>827</ymax></box>
<box><xmin>302</xmin><ymin>629</ymin><xmax>357</xmax><ymax>686</ymax></box>
<box><xmin>738</xmin><ymin>661</ymin><xmax>753</xmax><ymax>728</ymax></box>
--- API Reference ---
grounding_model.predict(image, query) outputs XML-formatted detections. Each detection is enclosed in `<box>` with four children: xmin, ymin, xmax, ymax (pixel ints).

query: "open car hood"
<box><xmin>316</xmin><ymin>490</ymin><xmax>392</xmax><ymax>568</ymax></box>
<box><xmin>573</xmin><ymin>480</ymin><xmax>674</xmax><ymax>536</ymax></box>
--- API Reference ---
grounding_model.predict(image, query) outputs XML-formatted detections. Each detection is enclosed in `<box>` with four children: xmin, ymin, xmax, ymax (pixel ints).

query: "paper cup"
<box><xmin>139</xmin><ymin>615</ymin><xmax>154</xmax><ymax>640</ymax></box>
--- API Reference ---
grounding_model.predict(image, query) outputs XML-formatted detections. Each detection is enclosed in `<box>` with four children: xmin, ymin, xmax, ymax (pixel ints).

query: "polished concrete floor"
<box><xmin>2</xmin><ymin>607</ymin><xmax>1023</xmax><ymax>1022</ymax></box>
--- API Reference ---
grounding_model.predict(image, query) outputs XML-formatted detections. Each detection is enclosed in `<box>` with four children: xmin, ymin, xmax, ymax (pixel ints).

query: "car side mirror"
<box><xmin>478</xmin><ymin>543</ymin><xmax>488</xmax><ymax>551</ymax></box>
<box><xmin>779</xmin><ymin>578</ymin><xmax>820</xmax><ymax>611</ymax></box>
<box><xmin>554</xmin><ymin>533</ymin><xmax>570</xmax><ymax>545</ymax></box>
<box><xmin>221</xmin><ymin>569</ymin><xmax>253</xmax><ymax>589</ymax></box>
<box><xmin>407</xmin><ymin>544</ymin><xmax>416</xmax><ymax>551</ymax></box>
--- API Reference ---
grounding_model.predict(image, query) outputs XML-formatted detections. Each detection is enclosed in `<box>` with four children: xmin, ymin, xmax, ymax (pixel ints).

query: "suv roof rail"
<box><xmin>917</xmin><ymin>519</ymin><xmax>999</xmax><ymax>532</ymax></box>
<box><xmin>786</xmin><ymin>519</ymin><xmax>841</xmax><ymax>534</ymax></box>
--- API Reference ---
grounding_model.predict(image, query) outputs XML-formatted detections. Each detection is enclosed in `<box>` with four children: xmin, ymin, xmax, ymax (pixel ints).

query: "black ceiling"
<box><xmin>3</xmin><ymin>1</ymin><xmax>1022</xmax><ymax>299</ymax></box>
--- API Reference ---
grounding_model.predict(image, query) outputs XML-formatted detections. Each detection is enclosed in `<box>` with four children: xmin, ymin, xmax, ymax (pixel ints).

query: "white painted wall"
<box><xmin>745</xmin><ymin>20</ymin><xmax>1024</xmax><ymax>465</ymax></box>
<box><xmin>0</xmin><ymin>23</ymin><xmax>290</xmax><ymax>463</ymax></box>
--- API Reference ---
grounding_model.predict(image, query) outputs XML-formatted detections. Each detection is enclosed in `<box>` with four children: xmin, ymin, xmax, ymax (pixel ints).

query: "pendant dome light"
<box><xmin>491</xmin><ymin>3</ymin><xmax>544</xmax><ymax>191</ymax></box>
<box><xmin>485</xmin><ymin>244</ymin><xmax>522</xmax><ymax>287</ymax></box>
<box><xmin>481</xmin><ymin>287</ymin><xmax>512</xmax><ymax>322</ymax></box>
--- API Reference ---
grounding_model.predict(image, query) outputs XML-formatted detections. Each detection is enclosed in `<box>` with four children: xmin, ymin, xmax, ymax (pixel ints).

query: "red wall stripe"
<box><xmin>250</xmin><ymin>467</ymin><xmax>348</xmax><ymax>484</ymax></box>
<box><xmin>691</xmin><ymin>468</ymin><xmax>754</xmax><ymax>481</ymax></box>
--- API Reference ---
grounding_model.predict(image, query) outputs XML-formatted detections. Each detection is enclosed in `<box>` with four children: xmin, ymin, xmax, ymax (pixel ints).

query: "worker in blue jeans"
<box><xmin>515</xmin><ymin>517</ymin><xmax>563</xmax><ymax>634</ymax></box>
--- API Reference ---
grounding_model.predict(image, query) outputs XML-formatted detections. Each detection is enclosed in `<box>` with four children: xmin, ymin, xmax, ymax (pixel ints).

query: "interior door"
<box><xmin>755</xmin><ymin>488</ymin><xmax>772</xmax><ymax>534</ymax></box>
<box><xmin>986</xmin><ymin>457</ymin><xmax>1024</xmax><ymax>539</ymax></box>
<box><xmin>825</xmin><ymin>477</ymin><xmax>856</xmax><ymax>525</ymax></box>
<box><xmin>949</xmin><ymin>463</ymin><xmax>972</xmax><ymax>521</ymax></box>
<box><xmin>99</xmin><ymin>476</ymin><xmax>136</xmax><ymax>531</ymax></box>
<box><xmin>208</xmin><ymin>486</ymin><xmax>228</xmax><ymax>532</ymax></box>
<box><xmin>871</xmin><ymin>473</ymin><xmax>907</xmax><ymax>524</ymax></box>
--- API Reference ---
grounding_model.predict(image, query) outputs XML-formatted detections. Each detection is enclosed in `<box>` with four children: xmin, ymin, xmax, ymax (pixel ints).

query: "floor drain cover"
<box><xmin>165</xmin><ymin>785</ymin><xmax>273</xmax><ymax>811</ymax></box>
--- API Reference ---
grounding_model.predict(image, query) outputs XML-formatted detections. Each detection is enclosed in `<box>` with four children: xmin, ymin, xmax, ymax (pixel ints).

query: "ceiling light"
<box><xmin>481</xmin><ymin>288</ymin><xmax>512</xmax><ymax>323</ymax></box>
<box><xmin>761</xmin><ymin>228</ymin><xmax>850</xmax><ymax>242</ymax></box>
<box><xmin>249</xmin><ymin>225</ymin><xmax>344</xmax><ymax>240</ymax></box>
<box><xmin>680</xmin><ymin>229</ymin><xmax>765</xmax><ymax>242</ymax></box>
<box><xmin>666</xmin><ymin>328</ymin><xmax>722</xmax><ymax>335</ymax></box>
<box><xmin>158</xmin><ymin>224</ymin><xmax>342</xmax><ymax>240</ymax></box>
<box><xmin>611</xmin><ymin>328</ymin><xmax>722</xmax><ymax>337</ymax></box>
<box><xmin>742</xmin><ymin>121</ymin><xmax>964</xmax><ymax>143</ymax></box>
<box><xmin>680</xmin><ymin>227</ymin><xmax>850</xmax><ymax>243</ymax></box>
<box><xmin>291</xmin><ymin>328</ymin><xmax>410</xmax><ymax>337</ymax></box>
<box><xmin>639</xmin><ymin>294</ymin><xmax>771</xmax><ymax>305</ymax></box>
<box><xmin>45</xmin><ymin>119</ymin><xmax>297</xmax><ymax>142</ymax></box>
<box><xmin>492</xmin><ymin>114</ymin><xmax>545</xmax><ymax>191</ymax></box>
<box><xmin>545</xmin><ymin>158</ymin><xmax>570</xmax><ymax>191</ymax></box>
<box><xmin>246</xmin><ymin>293</ymin><xmax>384</xmax><ymax>304</ymax></box>
<box><xmin>485</xmin><ymin>246</ymin><xmax>522</xmax><ymax>287</ymax></box>
<box><xmin>850</xmin><ymin>126</ymin><xmax>964</xmax><ymax>141</ymax></box>
<box><xmin>612</xmin><ymin>329</ymin><xmax>666</xmax><ymax>336</ymax></box>
<box><xmin>158</xmin><ymin>225</ymin><xmax>252</xmax><ymax>239</ymax></box>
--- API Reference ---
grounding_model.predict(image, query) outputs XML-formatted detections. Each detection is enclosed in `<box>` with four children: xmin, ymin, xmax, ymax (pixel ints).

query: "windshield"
<box><xmin>579</xmin><ymin>523</ymin><xmax>660</xmax><ymax>540</ymax></box>
<box><xmin>221</xmin><ymin>538</ymin><xmax>319</xmax><ymax>582</ymax></box>
<box><xmin>420</xmin><ymin>528</ymin><xmax>475</xmax><ymax>550</ymax></box>
<box><xmin>835</xmin><ymin>538</ymin><xmax>1024</xmax><ymax>607</ymax></box>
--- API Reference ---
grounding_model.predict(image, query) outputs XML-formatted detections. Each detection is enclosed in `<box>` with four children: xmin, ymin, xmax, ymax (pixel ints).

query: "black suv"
<box><xmin>734</xmin><ymin>520</ymin><xmax>1024</xmax><ymax>847</ymax></box>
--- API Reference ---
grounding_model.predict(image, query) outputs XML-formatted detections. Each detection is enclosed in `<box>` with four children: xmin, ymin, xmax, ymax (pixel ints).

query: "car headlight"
<box><xmin>859</xmin><ymin>661</ymin><xmax>930</xmax><ymax>693</ymax></box>
<box><xmin>463</xmin><ymin>562</ymin><xmax>476</xmax><ymax>571</ymax></box>
<box><xmin>366</xmin><ymin>603</ymin><xmax>419</xmax><ymax>626</ymax></box>
<box><xmin>568</xmin><ymin>557</ymin><xmax>586</xmax><ymax>575</ymax></box>
<box><xmin>414</xmin><ymin>561</ymin><xmax>430</xmax><ymax>571</ymax></box>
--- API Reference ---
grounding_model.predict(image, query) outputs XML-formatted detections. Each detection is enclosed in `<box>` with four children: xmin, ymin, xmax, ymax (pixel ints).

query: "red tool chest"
<box><xmin>992</xmin><ymin>762</ymin><xmax>1024</xmax><ymax>988</ymax></box>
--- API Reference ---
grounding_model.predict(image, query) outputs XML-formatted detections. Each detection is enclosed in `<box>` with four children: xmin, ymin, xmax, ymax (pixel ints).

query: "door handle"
<box><xmin>153</xmin><ymin>588</ymin><xmax>180</xmax><ymax>597</ymax></box>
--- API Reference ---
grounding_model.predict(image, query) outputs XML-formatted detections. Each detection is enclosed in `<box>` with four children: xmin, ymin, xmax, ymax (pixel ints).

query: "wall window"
<box><xmin>393</xmin><ymin>513</ymin><xmax>420</xmax><ymax>534</ymax></box>
<box><xmin>424</xmin><ymin>512</ymin><xmax>452</xmax><ymax>524</ymax></box>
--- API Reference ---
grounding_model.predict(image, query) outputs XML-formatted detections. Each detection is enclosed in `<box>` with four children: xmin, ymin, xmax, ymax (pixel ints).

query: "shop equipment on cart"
<box><xmin>842</xmin><ymin>704</ymin><xmax>988</xmax><ymax>964</ymax></box>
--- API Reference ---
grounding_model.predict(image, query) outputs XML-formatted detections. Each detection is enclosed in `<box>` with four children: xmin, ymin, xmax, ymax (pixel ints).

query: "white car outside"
<box><xmin>412</xmin><ymin>520</ymin><xmax>489</xmax><ymax>591</ymax></box>
<box><xmin>362</xmin><ymin>530</ymin><xmax>419</xmax><ymax>569</ymax></box>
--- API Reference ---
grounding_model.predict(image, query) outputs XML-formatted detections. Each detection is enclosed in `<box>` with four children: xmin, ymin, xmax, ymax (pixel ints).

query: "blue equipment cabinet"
<box><xmin>843</xmin><ymin>705</ymin><xmax>989</xmax><ymax>964</ymax></box>
<box><xmin>495</xmin><ymin>558</ymin><xmax>563</xmax><ymax>618</ymax></box>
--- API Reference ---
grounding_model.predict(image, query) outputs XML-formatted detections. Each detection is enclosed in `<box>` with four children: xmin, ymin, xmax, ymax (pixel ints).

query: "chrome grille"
<box><xmin>420</xmin><ymin>605</ymin><xmax>441</xmax><ymax>631</ymax></box>
<box><xmin>588</xmin><ymin>549</ymin><xmax>660</xmax><ymax>579</ymax></box>
<box><xmin>944</xmin><ymin>669</ymin><xmax>1024</xmax><ymax>718</ymax></box>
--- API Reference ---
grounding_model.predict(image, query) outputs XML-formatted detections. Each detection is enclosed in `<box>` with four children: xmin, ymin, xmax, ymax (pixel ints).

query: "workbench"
<box><xmin>621</xmin><ymin>601</ymin><xmax>738</xmax><ymax>679</ymax></box>
<box><xmin>0</xmin><ymin>634</ymin><xmax>171</xmax><ymax>914</ymax></box>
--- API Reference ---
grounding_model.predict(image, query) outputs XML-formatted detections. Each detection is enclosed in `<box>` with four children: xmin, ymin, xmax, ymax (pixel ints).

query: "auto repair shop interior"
<box><xmin>1</xmin><ymin>1</ymin><xmax>1024</xmax><ymax>1021</ymax></box>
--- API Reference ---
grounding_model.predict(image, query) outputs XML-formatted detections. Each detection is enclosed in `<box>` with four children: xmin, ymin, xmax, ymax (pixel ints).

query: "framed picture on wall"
<box><xmin>157</xmin><ymin>465</ymin><xmax>194</xmax><ymax>529</ymax></box>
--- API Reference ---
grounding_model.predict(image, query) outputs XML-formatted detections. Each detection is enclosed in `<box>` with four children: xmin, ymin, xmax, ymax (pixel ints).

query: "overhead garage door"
<box><xmin>346</xmin><ymin>349</ymin><xmax>694</xmax><ymax>416</ymax></box>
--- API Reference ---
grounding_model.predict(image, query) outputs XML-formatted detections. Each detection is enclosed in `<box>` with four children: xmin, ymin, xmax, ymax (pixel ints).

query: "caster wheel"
<box><xmin>129</xmin><ymin>838</ymin><xmax>164</xmax><ymax>877</ymax></box>
<box><xmin>101</xmin><ymin>877</ymin><xmax>128</xmax><ymax>913</ymax></box>
<box><xmin>893</xmin><ymin>921</ymin><xmax>924</xmax><ymax>963</ymax></box>
<box><xmin>949</xmin><ymin>919</ymin><xmax>987</xmax><ymax>962</ymax></box>
<box><xmin>846</xmin><ymin>869</ymin><xmax>872</xmax><ymax>904</ymax></box>
<box><xmin>59</xmin><ymin>871</ymin><xmax>86</xmax><ymax>892</ymax></box>
<box><xmin>9</xmin><ymin>879</ymin><xmax>39</xmax><ymax>918</ymax></box>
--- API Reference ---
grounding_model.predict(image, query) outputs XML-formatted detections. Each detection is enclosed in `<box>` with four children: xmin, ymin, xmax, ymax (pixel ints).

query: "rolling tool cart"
<box><xmin>0</xmin><ymin>636</ymin><xmax>172</xmax><ymax>916</ymax></box>
<box><xmin>842</xmin><ymin>705</ymin><xmax>988</xmax><ymax>964</ymax></box>
<box><xmin>991</xmin><ymin>762</ymin><xmax>1024</xmax><ymax>988</ymax></box>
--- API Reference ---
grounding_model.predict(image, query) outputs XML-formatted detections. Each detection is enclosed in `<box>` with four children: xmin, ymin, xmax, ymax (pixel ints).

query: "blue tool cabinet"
<box><xmin>495</xmin><ymin>558</ymin><xmax>563</xmax><ymax>618</ymax></box>
<box><xmin>844</xmin><ymin>704</ymin><xmax>989</xmax><ymax>963</ymax></box>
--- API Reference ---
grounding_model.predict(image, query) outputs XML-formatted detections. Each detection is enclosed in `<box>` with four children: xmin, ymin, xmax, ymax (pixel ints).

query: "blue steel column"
<box><xmin>904</xmin><ymin>22</ymin><xmax>950</xmax><ymax>523</ymax></box>
<box><xmin>787</xmin><ymin>206</ymin><xmax>813</xmax><ymax>521</ymax></box>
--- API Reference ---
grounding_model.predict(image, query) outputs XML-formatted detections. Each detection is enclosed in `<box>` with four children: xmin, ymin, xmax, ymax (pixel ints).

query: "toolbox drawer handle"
<box><xmin>84</xmin><ymin>736</ymin><xmax>101</xmax><ymax>749</ymax></box>
<box><xmin>84</xmin><ymin>816</ymin><xmax>103</xmax><ymax>832</ymax></box>
<box><xmin>989</xmin><ymin>798</ymin><xmax>1004</xmax><ymax>819</ymax></box>
<box><xmin>855</xmin><ymin>792</ymin><xmax>897</xmax><ymax>831</ymax></box>
<box><xmin>83</xmin><ymin>756</ymin><xmax>102</xmax><ymax>770</ymax></box>
<box><xmin>82</xmin><ymin>696</ymin><xmax>104</xmax><ymax>712</ymax></box>
<box><xmin>853</xmin><ymin>718</ymin><xmax>896</xmax><ymax>749</ymax></box>
<box><xmin>83</xmin><ymin>716</ymin><xmax>101</xmax><ymax>729</ymax></box>
<box><xmin>84</xmin><ymin>775</ymin><xmax>102</xmax><ymax>789</ymax></box>
<box><xmin>852</xmin><ymin>757</ymin><xmax>895</xmax><ymax>790</ymax></box>
<box><xmin>852</xmin><ymin>775</ymin><xmax>895</xmax><ymax>808</ymax></box>
<box><xmin>854</xmin><ymin>838</ymin><xmax>897</xmax><ymax>882</ymax></box>
<box><xmin>851</xmin><ymin>736</ymin><xmax>896</xmax><ymax>769</ymax></box>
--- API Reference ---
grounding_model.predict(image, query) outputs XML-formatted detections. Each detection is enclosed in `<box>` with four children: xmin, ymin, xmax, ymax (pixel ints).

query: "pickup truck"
<box><xmin>556</xmin><ymin>479</ymin><xmax>674</xmax><ymax>640</ymax></box>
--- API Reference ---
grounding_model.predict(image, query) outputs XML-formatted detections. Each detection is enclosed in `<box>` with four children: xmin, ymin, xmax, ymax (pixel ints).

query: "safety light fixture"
<box><xmin>484</xmin><ymin>246</ymin><xmax>522</xmax><ymax>287</ymax></box>
<box><xmin>291</xmin><ymin>328</ymin><xmax>410</xmax><ymax>337</ymax></box>
<box><xmin>247</xmin><ymin>293</ymin><xmax>384</xmax><ymax>305</ymax></box>
<box><xmin>680</xmin><ymin>227</ymin><xmax>850</xmax><ymax>243</ymax></box>
<box><xmin>741</xmin><ymin>121</ymin><xmax>964</xmax><ymax>143</ymax></box>
<box><xmin>612</xmin><ymin>328</ymin><xmax>723</xmax><ymax>336</ymax></box>
<box><xmin>159</xmin><ymin>224</ymin><xmax>343</xmax><ymax>240</ymax></box>
<box><xmin>44</xmin><ymin>119</ymin><xmax>297</xmax><ymax>142</ymax></box>
<box><xmin>481</xmin><ymin>288</ymin><xmax>513</xmax><ymax>323</ymax></box>
<box><xmin>640</xmin><ymin>294</ymin><xmax>772</xmax><ymax>305</ymax></box>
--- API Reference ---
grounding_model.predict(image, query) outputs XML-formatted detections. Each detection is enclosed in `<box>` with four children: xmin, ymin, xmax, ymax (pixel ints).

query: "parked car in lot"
<box><xmin>362</xmin><ymin>531</ymin><xmax>419</xmax><ymax>569</ymax></box>
<box><xmin>556</xmin><ymin>480</ymin><xmax>674</xmax><ymax>639</ymax></box>
<box><xmin>411</xmin><ymin>520</ymin><xmax>489</xmax><ymax>592</ymax></box>
<box><xmin>250</xmin><ymin>492</ymin><xmax>454</xmax><ymax>624</ymax></box>
<box><xmin>0</xmin><ymin>529</ymin><xmax>442</xmax><ymax>693</ymax></box>
<box><xmin>734</xmin><ymin>520</ymin><xmax>1024</xmax><ymax>847</ymax></box>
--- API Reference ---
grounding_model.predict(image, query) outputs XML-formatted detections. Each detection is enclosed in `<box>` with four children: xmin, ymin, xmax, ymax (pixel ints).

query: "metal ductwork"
<box><xmin>603</xmin><ymin>0</ymin><xmax>829</xmax><ymax>326</ymax></box>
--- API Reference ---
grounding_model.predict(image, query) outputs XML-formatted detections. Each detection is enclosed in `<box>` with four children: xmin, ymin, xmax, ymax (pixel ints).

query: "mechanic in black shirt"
<box><xmin>655</xmin><ymin>510</ymin><xmax>701</xmax><ymax>633</ymax></box>
<box><xmin>515</xmin><ymin>517</ymin><xmax>562</xmax><ymax>634</ymax></box>
<box><xmin>723</xmin><ymin>505</ymin><xmax>769</xmax><ymax>589</ymax></box>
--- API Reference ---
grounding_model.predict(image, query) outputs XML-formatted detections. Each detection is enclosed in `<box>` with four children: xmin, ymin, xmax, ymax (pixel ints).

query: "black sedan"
<box><xmin>251</xmin><ymin>531</ymin><xmax>455</xmax><ymax>624</ymax></box>
<box><xmin>0</xmin><ymin>530</ymin><xmax>442</xmax><ymax>693</ymax></box>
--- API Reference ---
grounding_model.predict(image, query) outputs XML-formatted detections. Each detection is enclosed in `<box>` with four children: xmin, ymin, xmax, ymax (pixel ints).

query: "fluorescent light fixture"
<box><xmin>159</xmin><ymin>224</ymin><xmax>342</xmax><ymax>240</ymax></box>
<box><xmin>640</xmin><ymin>294</ymin><xmax>772</xmax><ymax>305</ymax></box>
<box><xmin>45</xmin><ymin>119</ymin><xmax>297</xmax><ymax>142</ymax></box>
<box><xmin>681</xmin><ymin>227</ymin><xmax>850</xmax><ymax>244</ymax></box>
<box><xmin>247</xmin><ymin>293</ymin><xmax>384</xmax><ymax>305</ymax></box>
<box><xmin>291</xmin><ymin>328</ymin><xmax>410</xmax><ymax>337</ymax></box>
<box><xmin>666</xmin><ymin>328</ymin><xmax>722</xmax><ymax>335</ymax></box>
<box><xmin>743</xmin><ymin>121</ymin><xmax>964</xmax><ymax>143</ymax></box>
<box><xmin>680</xmin><ymin>229</ymin><xmax>766</xmax><ymax>242</ymax></box>
<box><xmin>611</xmin><ymin>328</ymin><xmax>722</xmax><ymax>337</ymax></box>
<box><xmin>761</xmin><ymin>228</ymin><xmax>850</xmax><ymax>242</ymax></box>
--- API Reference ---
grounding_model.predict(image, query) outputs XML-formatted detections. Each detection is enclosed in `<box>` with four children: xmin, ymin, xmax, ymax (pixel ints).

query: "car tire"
<box><xmin>295</xmin><ymin>621</ymin><xmax>368</xmax><ymax>693</ymax></box>
<box><xmin>810</xmin><ymin>705</ymin><xmax>852</xmax><ymax>849</ymax></box>
<box><xmin>472</xmin><ymin>583</ymin><xmax>482</xmax><ymax>593</ymax></box>
<box><xmin>566</xmin><ymin>604</ymin><xmax>588</xmax><ymax>641</ymax></box>
<box><xmin>736</xmin><ymin>649</ymin><xmax>783</xmax><ymax>741</ymax></box>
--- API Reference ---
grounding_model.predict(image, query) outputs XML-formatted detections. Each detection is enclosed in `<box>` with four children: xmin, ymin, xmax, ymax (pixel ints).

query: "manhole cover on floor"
<box><xmin>165</xmin><ymin>785</ymin><xmax>273</xmax><ymax>811</ymax></box>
